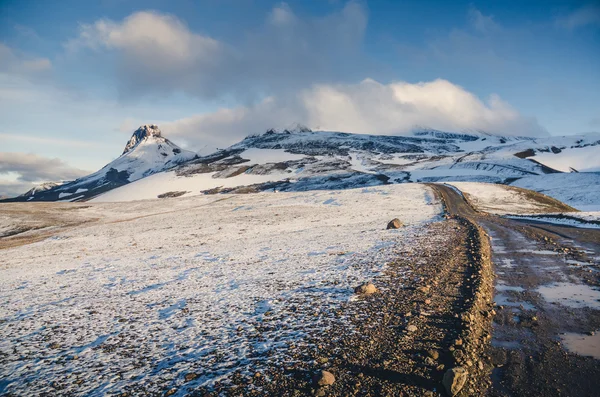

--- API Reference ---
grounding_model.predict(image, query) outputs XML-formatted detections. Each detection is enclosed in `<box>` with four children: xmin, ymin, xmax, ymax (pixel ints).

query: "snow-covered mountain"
<box><xmin>4</xmin><ymin>125</ymin><xmax>599</xmax><ymax>209</ymax></box>
<box><xmin>5</xmin><ymin>125</ymin><xmax>197</xmax><ymax>202</ymax></box>
<box><xmin>92</xmin><ymin>127</ymin><xmax>600</xmax><ymax>210</ymax></box>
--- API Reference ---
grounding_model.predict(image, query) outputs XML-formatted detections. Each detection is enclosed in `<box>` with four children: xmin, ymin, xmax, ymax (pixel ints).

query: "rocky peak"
<box><xmin>123</xmin><ymin>124</ymin><xmax>163</xmax><ymax>155</ymax></box>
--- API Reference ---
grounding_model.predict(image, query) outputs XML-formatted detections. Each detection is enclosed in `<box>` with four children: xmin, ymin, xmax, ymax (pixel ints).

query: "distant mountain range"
<box><xmin>3</xmin><ymin>125</ymin><xmax>599</xmax><ymax>209</ymax></box>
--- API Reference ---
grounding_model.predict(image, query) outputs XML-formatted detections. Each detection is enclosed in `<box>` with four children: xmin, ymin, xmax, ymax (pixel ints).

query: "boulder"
<box><xmin>387</xmin><ymin>218</ymin><xmax>403</xmax><ymax>229</ymax></box>
<box><xmin>313</xmin><ymin>370</ymin><xmax>335</xmax><ymax>386</ymax></box>
<box><xmin>354</xmin><ymin>282</ymin><xmax>378</xmax><ymax>295</ymax></box>
<box><xmin>442</xmin><ymin>367</ymin><xmax>468</xmax><ymax>396</ymax></box>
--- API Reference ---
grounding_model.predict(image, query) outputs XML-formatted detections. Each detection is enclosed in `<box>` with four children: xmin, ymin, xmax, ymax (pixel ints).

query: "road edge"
<box><xmin>430</xmin><ymin>184</ymin><xmax>495</xmax><ymax>396</ymax></box>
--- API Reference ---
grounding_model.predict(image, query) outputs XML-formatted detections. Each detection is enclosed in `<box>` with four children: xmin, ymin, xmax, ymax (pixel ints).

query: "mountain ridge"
<box><xmin>3</xmin><ymin>126</ymin><xmax>599</xmax><ymax>205</ymax></box>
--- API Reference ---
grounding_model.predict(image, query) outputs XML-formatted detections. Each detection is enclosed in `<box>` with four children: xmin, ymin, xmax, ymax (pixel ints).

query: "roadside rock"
<box><xmin>386</xmin><ymin>218</ymin><xmax>403</xmax><ymax>229</ymax></box>
<box><xmin>354</xmin><ymin>282</ymin><xmax>377</xmax><ymax>295</ymax></box>
<box><xmin>417</xmin><ymin>286</ymin><xmax>430</xmax><ymax>294</ymax></box>
<box><xmin>313</xmin><ymin>370</ymin><xmax>335</xmax><ymax>386</ymax></box>
<box><xmin>443</xmin><ymin>367</ymin><xmax>468</xmax><ymax>396</ymax></box>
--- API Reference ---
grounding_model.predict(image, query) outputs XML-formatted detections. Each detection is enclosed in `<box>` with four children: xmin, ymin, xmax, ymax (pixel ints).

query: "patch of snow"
<box><xmin>240</xmin><ymin>148</ymin><xmax>305</xmax><ymax>164</ymax></box>
<box><xmin>510</xmin><ymin>173</ymin><xmax>600</xmax><ymax>211</ymax></box>
<box><xmin>506</xmin><ymin>212</ymin><xmax>600</xmax><ymax>229</ymax></box>
<box><xmin>534</xmin><ymin>146</ymin><xmax>600</xmax><ymax>173</ymax></box>
<box><xmin>447</xmin><ymin>182</ymin><xmax>561</xmax><ymax>215</ymax></box>
<box><xmin>92</xmin><ymin>169</ymin><xmax>293</xmax><ymax>202</ymax></box>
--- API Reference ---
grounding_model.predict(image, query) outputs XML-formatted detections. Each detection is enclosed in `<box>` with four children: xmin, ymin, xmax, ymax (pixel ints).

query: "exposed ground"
<box><xmin>432</xmin><ymin>184</ymin><xmax>600</xmax><ymax>397</ymax></box>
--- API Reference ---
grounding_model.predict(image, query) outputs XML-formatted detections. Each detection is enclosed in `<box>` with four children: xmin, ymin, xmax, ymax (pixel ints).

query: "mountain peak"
<box><xmin>123</xmin><ymin>124</ymin><xmax>162</xmax><ymax>154</ymax></box>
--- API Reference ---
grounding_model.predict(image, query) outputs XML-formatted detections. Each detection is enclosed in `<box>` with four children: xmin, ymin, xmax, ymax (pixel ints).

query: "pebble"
<box><xmin>313</xmin><ymin>370</ymin><xmax>335</xmax><ymax>386</ymax></box>
<box><xmin>443</xmin><ymin>367</ymin><xmax>468</xmax><ymax>396</ymax></box>
<box><xmin>354</xmin><ymin>282</ymin><xmax>378</xmax><ymax>295</ymax></box>
<box><xmin>417</xmin><ymin>286</ymin><xmax>430</xmax><ymax>294</ymax></box>
<box><xmin>406</xmin><ymin>325</ymin><xmax>418</xmax><ymax>333</ymax></box>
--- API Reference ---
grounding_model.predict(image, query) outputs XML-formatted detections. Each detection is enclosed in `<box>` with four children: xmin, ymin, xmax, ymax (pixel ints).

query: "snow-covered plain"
<box><xmin>0</xmin><ymin>184</ymin><xmax>441</xmax><ymax>395</ymax></box>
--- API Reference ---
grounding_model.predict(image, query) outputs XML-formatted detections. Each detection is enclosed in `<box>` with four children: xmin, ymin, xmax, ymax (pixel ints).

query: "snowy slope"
<box><xmin>94</xmin><ymin>127</ymin><xmax>599</xmax><ymax>204</ymax></box>
<box><xmin>510</xmin><ymin>173</ymin><xmax>600</xmax><ymax>211</ymax></box>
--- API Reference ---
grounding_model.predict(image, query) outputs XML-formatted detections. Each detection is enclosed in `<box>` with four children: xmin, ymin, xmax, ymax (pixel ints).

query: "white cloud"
<box><xmin>556</xmin><ymin>4</ymin><xmax>600</xmax><ymax>29</ymax></box>
<box><xmin>163</xmin><ymin>78</ymin><xmax>547</xmax><ymax>152</ymax></box>
<box><xmin>268</xmin><ymin>3</ymin><xmax>296</xmax><ymax>26</ymax></box>
<box><xmin>468</xmin><ymin>8</ymin><xmax>500</xmax><ymax>33</ymax></box>
<box><xmin>65</xmin><ymin>2</ymin><xmax>368</xmax><ymax>99</ymax></box>
<box><xmin>304</xmin><ymin>79</ymin><xmax>545</xmax><ymax>136</ymax></box>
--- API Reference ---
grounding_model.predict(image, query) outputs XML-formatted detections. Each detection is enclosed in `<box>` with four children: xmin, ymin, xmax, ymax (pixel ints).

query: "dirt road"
<box><xmin>431</xmin><ymin>184</ymin><xmax>600</xmax><ymax>397</ymax></box>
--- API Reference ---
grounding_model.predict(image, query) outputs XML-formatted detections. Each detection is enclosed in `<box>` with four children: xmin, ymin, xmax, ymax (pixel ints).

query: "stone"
<box><xmin>427</xmin><ymin>350</ymin><xmax>439</xmax><ymax>360</ymax></box>
<box><xmin>406</xmin><ymin>325</ymin><xmax>418</xmax><ymax>333</ymax></box>
<box><xmin>184</xmin><ymin>373</ymin><xmax>198</xmax><ymax>382</ymax></box>
<box><xmin>313</xmin><ymin>370</ymin><xmax>335</xmax><ymax>386</ymax></box>
<box><xmin>354</xmin><ymin>282</ymin><xmax>377</xmax><ymax>295</ymax></box>
<box><xmin>417</xmin><ymin>286</ymin><xmax>430</xmax><ymax>294</ymax></box>
<box><xmin>386</xmin><ymin>218</ymin><xmax>403</xmax><ymax>229</ymax></box>
<box><xmin>165</xmin><ymin>388</ymin><xmax>177</xmax><ymax>397</ymax></box>
<box><xmin>442</xmin><ymin>367</ymin><xmax>468</xmax><ymax>396</ymax></box>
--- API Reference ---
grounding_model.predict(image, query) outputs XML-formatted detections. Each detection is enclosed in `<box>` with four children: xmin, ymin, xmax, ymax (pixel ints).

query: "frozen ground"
<box><xmin>0</xmin><ymin>184</ymin><xmax>441</xmax><ymax>396</ymax></box>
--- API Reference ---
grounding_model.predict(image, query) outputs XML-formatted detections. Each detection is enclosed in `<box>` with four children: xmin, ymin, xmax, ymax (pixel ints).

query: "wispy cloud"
<box><xmin>556</xmin><ymin>4</ymin><xmax>600</xmax><ymax>29</ymax></box>
<box><xmin>0</xmin><ymin>133</ymin><xmax>103</xmax><ymax>148</ymax></box>
<box><xmin>0</xmin><ymin>43</ymin><xmax>52</xmax><ymax>77</ymax></box>
<box><xmin>468</xmin><ymin>7</ymin><xmax>500</xmax><ymax>34</ymax></box>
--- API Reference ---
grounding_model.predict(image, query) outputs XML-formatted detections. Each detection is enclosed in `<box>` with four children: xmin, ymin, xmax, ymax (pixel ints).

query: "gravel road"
<box><xmin>432</xmin><ymin>184</ymin><xmax>600</xmax><ymax>397</ymax></box>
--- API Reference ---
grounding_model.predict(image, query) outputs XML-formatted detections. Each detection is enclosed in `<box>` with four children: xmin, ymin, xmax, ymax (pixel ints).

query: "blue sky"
<box><xmin>0</xmin><ymin>0</ymin><xmax>599</xmax><ymax>196</ymax></box>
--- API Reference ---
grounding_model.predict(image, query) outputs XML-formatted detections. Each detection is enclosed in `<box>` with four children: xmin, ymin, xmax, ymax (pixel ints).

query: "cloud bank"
<box><xmin>0</xmin><ymin>152</ymin><xmax>90</xmax><ymax>197</ymax></box>
<box><xmin>66</xmin><ymin>2</ymin><xmax>368</xmax><ymax>99</ymax></box>
<box><xmin>163</xmin><ymin>78</ymin><xmax>547</xmax><ymax>152</ymax></box>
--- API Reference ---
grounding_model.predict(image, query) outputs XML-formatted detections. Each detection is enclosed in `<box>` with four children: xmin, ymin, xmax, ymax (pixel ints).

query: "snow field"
<box><xmin>447</xmin><ymin>182</ymin><xmax>565</xmax><ymax>215</ymax></box>
<box><xmin>0</xmin><ymin>184</ymin><xmax>441</xmax><ymax>395</ymax></box>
